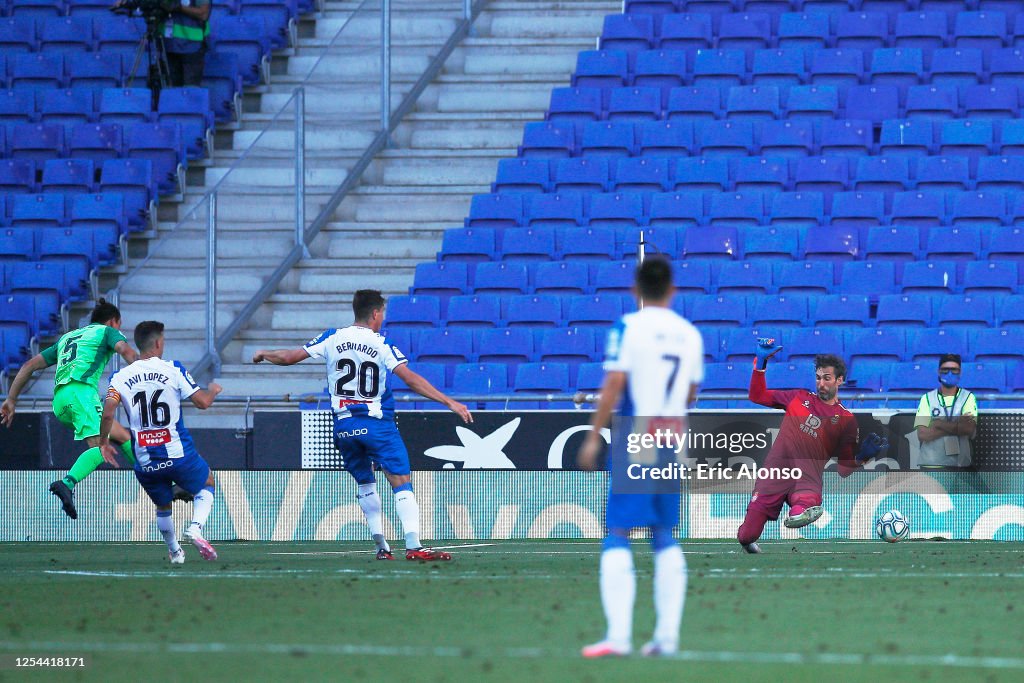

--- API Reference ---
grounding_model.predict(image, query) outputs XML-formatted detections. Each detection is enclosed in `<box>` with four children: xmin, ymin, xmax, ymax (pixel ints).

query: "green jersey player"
<box><xmin>2</xmin><ymin>299</ymin><xmax>138</xmax><ymax>519</ymax></box>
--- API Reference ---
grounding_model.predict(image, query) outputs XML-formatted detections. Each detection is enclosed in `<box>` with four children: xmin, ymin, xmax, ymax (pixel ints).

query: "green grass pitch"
<box><xmin>0</xmin><ymin>540</ymin><xmax>1021</xmax><ymax>682</ymax></box>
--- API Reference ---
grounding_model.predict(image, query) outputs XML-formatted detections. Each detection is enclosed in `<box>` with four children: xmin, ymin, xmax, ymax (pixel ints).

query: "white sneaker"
<box><xmin>183</xmin><ymin>526</ymin><xmax>217</xmax><ymax>561</ymax></box>
<box><xmin>581</xmin><ymin>640</ymin><xmax>631</xmax><ymax>658</ymax></box>
<box><xmin>169</xmin><ymin>548</ymin><xmax>185</xmax><ymax>565</ymax></box>
<box><xmin>783</xmin><ymin>505</ymin><xmax>824</xmax><ymax>529</ymax></box>
<box><xmin>640</xmin><ymin>640</ymin><xmax>677</xmax><ymax>657</ymax></box>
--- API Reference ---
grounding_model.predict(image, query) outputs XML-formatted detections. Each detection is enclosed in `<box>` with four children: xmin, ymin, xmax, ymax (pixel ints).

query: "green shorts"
<box><xmin>52</xmin><ymin>382</ymin><xmax>103</xmax><ymax>441</ymax></box>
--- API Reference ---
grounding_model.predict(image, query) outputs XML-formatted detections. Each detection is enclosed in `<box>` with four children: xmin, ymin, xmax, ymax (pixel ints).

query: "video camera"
<box><xmin>111</xmin><ymin>0</ymin><xmax>180</xmax><ymax>24</ymax></box>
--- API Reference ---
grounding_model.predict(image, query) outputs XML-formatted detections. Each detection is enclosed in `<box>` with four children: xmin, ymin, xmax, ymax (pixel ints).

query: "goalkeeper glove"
<box><xmin>754</xmin><ymin>337</ymin><xmax>782</xmax><ymax>370</ymax></box>
<box><xmin>855</xmin><ymin>432</ymin><xmax>889</xmax><ymax>463</ymax></box>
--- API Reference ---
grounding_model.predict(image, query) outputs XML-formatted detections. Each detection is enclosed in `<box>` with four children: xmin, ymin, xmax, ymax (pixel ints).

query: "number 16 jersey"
<box><xmin>303</xmin><ymin>326</ymin><xmax>408</xmax><ymax>420</ymax></box>
<box><xmin>107</xmin><ymin>357</ymin><xmax>202</xmax><ymax>465</ymax></box>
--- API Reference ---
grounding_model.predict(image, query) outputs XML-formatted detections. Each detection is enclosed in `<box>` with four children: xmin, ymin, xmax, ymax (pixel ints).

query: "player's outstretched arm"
<box><xmin>578</xmin><ymin>370</ymin><xmax>626</xmax><ymax>471</ymax></box>
<box><xmin>114</xmin><ymin>340</ymin><xmax>138</xmax><ymax>365</ymax></box>
<box><xmin>1</xmin><ymin>353</ymin><xmax>50</xmax><ymax>427</ymax></box>
<box><xmin>190</xmin><ymin>382</ymin><xmax>223</xmax><ymax>410</ymax></box>
<box><xmin>252</xmin><ymin>348</ymin><xmax>310</xmax><ymax>366</ymax></box>
<box><xmin>393</xmin><ymin>364</ymin><xmax>472</xmax><ymax>423</ymax></box>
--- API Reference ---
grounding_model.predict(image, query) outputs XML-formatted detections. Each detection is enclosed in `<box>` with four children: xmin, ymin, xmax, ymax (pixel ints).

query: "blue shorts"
<box><xmin>134</xmin><ymin>454</ymin><xmax>211</xmax><ymax>507</ymax></box>
<box><xmin>333</xmin><ymin>415</ymin><xmax>410</xmax><ymax>484</ymax></box>
<box><xmin>606</xmin><ymin>490</ymin><xmax>681</xmax><ymax>531</ymax></box>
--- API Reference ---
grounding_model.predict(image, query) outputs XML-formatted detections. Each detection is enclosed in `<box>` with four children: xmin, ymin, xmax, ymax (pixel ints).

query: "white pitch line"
<box><xmin>268</xmin><ymin>543</ymin><xmax>499</xmax><ymax>556</ymax></box>
<box><xmin>0</xmin><ymin>639</ymin><xmax>1021</xmax><ymax>671</ymax></box>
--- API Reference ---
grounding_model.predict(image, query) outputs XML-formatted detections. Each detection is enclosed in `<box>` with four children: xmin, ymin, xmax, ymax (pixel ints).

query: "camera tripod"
<box><xmin>127</xmin><ymin>15</ymin><xmax>172</xmax><ymax>105</ymax></box>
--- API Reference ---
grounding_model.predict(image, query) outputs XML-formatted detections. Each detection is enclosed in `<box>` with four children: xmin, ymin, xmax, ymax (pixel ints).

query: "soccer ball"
<box><xmin>875</xmin><ymin>510</ymin><xmax>910</xmax><ymax>543</ymax></box>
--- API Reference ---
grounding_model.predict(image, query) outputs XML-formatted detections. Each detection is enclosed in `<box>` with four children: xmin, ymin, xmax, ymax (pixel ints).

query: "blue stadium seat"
<box><xmin>0</xmin><ymin>228</ymin><xmax>34</xmax><ymax>262</ymax></box>
<box><xmin>820</xmin><ymin>119</ymin><xmax>873</xmax><ymax>156</ymax></box>
<box><xmin>381</xmin><ymin>295</ymin><xmax>440</xmax><ymax>328</ymax></box>
<box><xmin>700</xmin><ymin>362</ymin><xmax>750</xmax><ymax>398</ymax></box>
<box><xmin>0</xmin><ymin>89</ymin><xmax>36</xmax><ymax>131</ymax></box>
<box><xmin>698</xmin><ymin>120</ymin><xmax>756</xmax><ymax>156</ymax></box>
<box><xmin>689</xmin><ymin>294</ymin><xmax>747</xmax><ymax>327</ymax></box>
<box><xmin>708</xmin><ymin>191</ymin><xmax>763</xmax><ymax>225</ymax></box>
<box><xmin>751</xmin><ymin>49</ymin><xmax>807</xmax><ymax>88</ymax></box>
<box><xmin>601</xmin><ymin>13</ymin><xmax>656</xmax><ymax>55</ymax></box>
<box><xmin>514</xmin><ymin>362</ymin><xmax>571</xmax><ymax>408</ymax></box>
<box><xmin>565</xmin><ymin>293</ymin><xmax>623</xmax><ymax>327</ymax></box>
<box><xmin>586</xmin><ymin>259</ymin><xmax>633</xmax><ymax>293</ymax></box>
<box><xmin>787</xmin><ymin>327</ymin><xmax>845</xmax><ymax>361</ymax></box>
<box><xmin>589</xmin><ymin>192</ymin><xmax>644</xmax><ymax>227</ymax></box>
<box><xmin>452</xmin><ymin>363</ymin><xmax>508</xmax><ymax>408</ymax></box>
<box><xmin>501</xmin><ymin>227</ymin><xmax>556</xmax><ymax>262</ymax></box>
<box><xmin>905</xmin><ymin>328</ymin><xmax>969</xmax><ymax>362</ymax></box>
<box><xmin>525</xmin><ymin>193</ymin><xmax>585</xmax><ymax>228</ymax></box>
<box><xmin>157</xmin><ymin>87</ymin><xmax>213</xmax><ymax>160</ymax></box>
<box><xmin>552</xmin><ymin>156</ymin><xmax>606</xmax><ymax>193</ymax></box>
<box><xmin>467</xmin><ymin>193</ymin><xmax>522</xmax><ymax>228</ymax></box>
<box><xmin>847</xmin><ymin>328</ymin><xmax>908</xmax><ymax>363</ymax></box>
<box><xmin>964</xmin><ymin>85</ymin><xmax>1019</xmax><ymax>119</ymax></box>
<box><xmin>785</xmin><ymin>84</ymin><xmax>840</xmax><ymax>121</ymax></box>
<box><xmin>875</xmin><ymin>293</ymin><xmax>932</xmax><ymax>326</ymax></box>
<box><xmin>202</xmin><ymin>51</ymin><xmax>243</xmax><ymax>123</ymax></box>
<box><xmin>415</xmin><ymin>328</ymin><xmax>474</xmax><ymax>366</ymax></box>
<box><xmin>649</xmin><ymin>191</ymin><xmax>704</xmax><ymax>225</ymax></box>
<box><xmin>890</xmin><ymin>190</ymin><xmax>946</xmax><ymax>227</ymax></box>
<box><xmin>854</xmin><ymin>156</ymin><xmax>910</xmax><ymax>192</ymax></box>
<box><xmin>11</xmin><ymin>0</ymin><xmax>62</xmax><ymax>22</ymax></box>
<box><xmin>733</xmin><ymin>157</ymin><xmax>788</xmax><ymax>192</ymax></box>
<box><xmin>572</xmin><ymin>49</ymin><xmax>629</xmax><ymax>89</ymax></box>
<box><xmin>607</xmin><ymin>87</ymin><xmax>662</xmax><ymax>122</ymax></box>
<box><xmin>673</xmin><ymin>260</ymin><xmax>713</xmax><ymax>292</ymax></box>
<box><xmin>905</xmin><ymin>85</ymin><xmax>959</xmax><ymax>120</ymax></box>
<box><xmin>749</xmin><ymin>294</ymin><xmax>809</xmax><ymax>326</ymax></box>
<box><xmin>494</xmin><ymin>158</ymin><xmax>551</xmax><ymax>193</ymax></box>
<box><xmin>446</xmin><ymin>294</ymin><xmax>501</xmax><ymax>328</ymax></box>
<box><xmin>673</xmin><ymin>157</ymin><xmax>730</xmax><ymax>191</ymax></box>
<box><xmin>901</xmin><ymin>260</ymin><xmax>956</xmax><ymax>293</ymax></box>
<box><xmin>411</xmin><ymin>262</ymin><xmax>468</xmax><ymax>297</ymax></box>
<box><xmin>830</xmin><ymin>190</ymin><xmax>885</xmax><ymax>227</ymax></box>
<box><xmin>774</xmin><ymin>260</ymin><xmax>833</xmax><ymax>293</ymax></box>
<box><xmin>633</xmin><ymin>50</ymin><xmax>689</xmax><ymax>91</ymax></box>
<box><xmin>625</xmin><ymin>0</ymin><xmax>675</xmax><ymax>15</ymax></box>
<box><xmin>963</xmin><ymin>362</ymin><xmax>1008</xmax><ymax>393</ymax></box>
<box><xmin>951</xmin><ymin>190</ymin><xmax>1006</xmax><ymax>226</ymax></box>
<box><xmin>441</xmin><ymin>227</ymin><xmax>495</xmax><ymax>263</ymax></box>
<box><xmin>636</xmin><ymin>120</ymin><xmax>692</xmax><ymax>159</ymax></box>
<box><xmin>760</xmin><ymin>120</ymin><xmax>814</xmax><ymax>157</ymax></box>
<box><xmin>70</xmin><ymin>193</ymin><xmax>123</xmax><ymax>259</ymax></box>
<box><xmin>718</xmin><ymin>12</ymin><xmax>772</xmax><ymax>51</ymax></box>
<box><xmin>976</xmin><ymin>156</ymin><xmax>1024</xmax><ymax>190</ymax></box>
<box><xmin>745</xmin><ymin>225</ymin><xmax>805</xmax><ymax>261</ymax></box>
<box><xmin>209</xmin><ymin>15</ymin><xmax>270</xmax><ymax>85</ymax></box>
<box><xmin>666</xmin><ymin>87</ymin><xmax>722</xmax><ymax>121</ymax></box>
<box><xmin>95</xmin><ymin>16</ymin><xmax>144</xmax><ymax>60</ymax></box>
<box><xmin>838</xmin><ymin>261</ymin><xmax>896</xmax><ymax>295</ymax></box>
<box><xmin>99</xmin><ymin>158</ymin><xmax>153</xmax><ymax>230</ymax></box>
<box><xmin>99</xmin><ymin>88</ymin><xmax>153</xmax><ymax>127</ymax></box>
<box><xmin>845</xmin><ymin>85</ymin><xmax>901</xmax><ymax>124</ymax></box>
<box><xmin>812</xmin><ymin>294</ymin><xmax>871</xmax><ymax>326</ymax></box>
<box><xmin>765</xmin><ymin>362</ymin><xmax>815</xmax><ymax>391</ymax></box>
<box><xmin>885</xmin><ymin>362</ymin><xmax>939</xmax><ymax>393</ymax></box>
<box><xmin>477</xmin><ymin>327</ymin><xmax>534</xmax><ymax>364</ymax></box>
<box><xmin>238</xmin><ymin>0</ymin><xmax>297</xmax><ymax>50</ymax></box>
<box><xmin>0</xmin><ymin>159</ymin><xmax>37</xmax><ymax>194</ymax></box>
<box><xmin>954</xmin><ymin>11</ymin><xmax>1008</xmax><ymax>53</ymax></box>
<box><xmin>12</xmin><ymin>193</ymin><xmax>64</xmax><ymax>228</ymax></box>
<box><xmin>620</xmin><ymin>226</ymin><xmax>678</xmax><ymax>258</ymax></box>
<box><xmin>612</xmin><ymin>158</ymin><xmax>669</xmax><ymax>192</ymax></box>
<box><xmin>865</xmin><ymin>225</ymin><xmax>921</xmax><ymax>261</ymax></box>
<box><xmin>870</xmin><ymin>48</ymin><xmax>924</xmax><ymax>93</ymax></box>
<box><xmin>126</xmin><ymin>123</ymin><xmax>184</xmax><ymax>195</ymax></box>
<box><xmin>520</xmin><ymin>121</ymin><xmax>577</xmax><ymax>160</ymax></box>
<box><xmin>67</xmin><ymin>0</ymin><xmax>120</xmax><ymax>18</ymax></box>
<box><xmin>548</xmin><ymin>87</ymin><xmax>603</xmax><ymax>123</ymax></box>
<box><xmin>560</xmin><ymin>226</ymin><xmax>617</xmax><ymax>261</ymax></box>
<box><xmin>68</xmin><ymin>122</ymin><xmax>122</xmax><ymax>161</ymax></box>
<box><xmin>575</xmin><ymin>361</ymin><xmax>605</xmax><ymax>392</ymax></box>
<box><xmin>580</xmin><ymin>121</ymin><xmax>634</xmax><ymax>157</ymax></box>
<box><xmin>809</xmin><ymin>49</ymin><xmax>864</xmax><ymax>90</ymax></box>
<box><xmin>990</xmin><ymin>47</ymin><xmax>1024</xmax><ymax>89</ymax></box>
<box><xmin>770</xmin><ymin>191</ymin><xmax>824</xmax><ymax>226</ymax></box>
<box><xmin>37</xmin><ymin>226</ymin><xmax>92</xmax><ymax>295</ymax></box>
<box><xmin>987</xmin><ymin>226</ymin><xmax>1024</xmax><ymax>260</ymax></box>
<box><xmin>879</xmin><ymin>119</ymin><xmax>933</xmax><ymax>157</ymax></box>
<box><xmin>41</xmin><ymin>158</ymin><xmax>94</xmax><ymax>194</ymax></box>
<box><xmin>999</xmin><ymin>294</ymin><xmax>1024</xmax><ymax>326</ymax></box>
<box><xmin>8</xmin><ymin>260</ymin><xmax>66</xmax><ymax>299</ymax></box>
<box><xmin>380</xmin><ymin>328</ymin><xmax>415</xmax><ymax>360</ymax></box>
<box><xmin>962</xmin><ymin>261</ymin><xmax>1018</xmax><ymax>293</ymax></box>
<box><xmin>848</xmin><ymin>359</ymin><xmax>888</xmax><ymax>391</ymax></box>
<box><xmin>915</xmin><ymin>158</ymin><xmax>970</xmax><ymax>192</ymax></box>
<box><xmin>1001</xmin><ymin>120</ymin><xmax>1024</xmax><ymax>154</ymax></box>
<box><xmin>794</xmin><ymin>156</ymin><xmax>849</xmax><ymax>196</ymax></box>
<box><xmin>934</xmin><ymin>294</ymin><xmax>996</xmax><ymax>327</ymax></box>
<box><xmin>778</xmin><ymin>12</ymin><xmax>830</xmax><ymax>50</ymax></box>
<box><xmin>971</xmin><ymin>328</ymin><xmax>1024</xmax><ymax>361</ymax></box>
<box><xmin>0</xmin><ymin>16</ymin><xmax>37</xmax><ymax>53</ymax></box>
<box><xmin>719</xmin><ymin>328</ymin><xmax>777</xmax><ymax>363</ymax></box>
<box><xmin>39</xmin><ymin>88</ymin><xmax>93</xmax><ymax>133</ymax></box>
<box><xmin>504</xmin><ymin>294</ymin><xmax>562</xmax><ymax>327</ymax></box>
<box><xmin>11</xmin><ymin>53</ymin><xmax>63</xmax><ymax>91</ymax></box>
<box><xmin>692</xmin><ymin>49</ymin><xmax>746</xmax><ymax>88</ymax></box>
<box><xmin>717</xmin><ymin>261</ymin><xmax>773</xmax><ymax>293</ymax></box>
<box><xmin>391</xmin><ymin>360</ymin><xmax>448</xmax><ymax>406</ymax></box>
<box><xmin>925</xmin><ymin>225</ymin><xmax>983</xmax><ymax>260</ymax></box>
<box><xmin>805</xmin><ymin>227</ymin><xmax>859</xmax><ymax>262</ymax></box>
<box><xmin>836</xmin><ymin>12</ymin><xmax>889</xmax><ymax>52</ymax></box>
<box><xmin>894</xmin><ymin>11</ymin><xmax>949</xmax><ymax>50</ymax></box>
<box><xmin>10</xmin><ymin>123</ymin><xmax>63</xmax><ymax>162</ymax></box>
<box><xmin>40</xmin><ymin>16</ymin><xmax>92</xmax><ymax>54</ymax></box>
<box><xmin>929</xmin><ymin>48</ymin><xmax>984</xmax><ymax>89</ymax></box>
<box><xmin>659</xmin><ymin>13</ymin><xmax>713</xmax><ymax>51</ymax></box>
<box><xmin>473</xmin><ymin>262</ymin><xmax>530</xmax><ymax>295</ymax></box>
<box><xmin>539</xmin><ymin>328</ymin><xmax>596</xmax><ymax>364</ymax></box>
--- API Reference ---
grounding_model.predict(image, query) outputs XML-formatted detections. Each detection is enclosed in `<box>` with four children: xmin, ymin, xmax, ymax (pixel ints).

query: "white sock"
<box><xmin>156</xmin><ymin>512</ymin><xmax>181</xmax><ymax>554</ymax></box>
<box><xmin>653</xmin><ymin>544</ymin><xmax>686</xmax><ymax>650</ymax></box>
<box><xmin>357</xmin><ymin>483</ymin><xmax>390</xmax><ymax>552</ymax></box>
<box><xmin>394</xmin><ymin>489</ymin><xmax>421</xmax><ymax>550</ymax></box>
<box><xmin>188</xmin><ymin>487</ymin><xmax>214</xmax><ymax>536</ymax></box>
<box><xmin>600</xmin><ymin>547</ymin><xmax>635</xmax><ymax>648</ymax></box>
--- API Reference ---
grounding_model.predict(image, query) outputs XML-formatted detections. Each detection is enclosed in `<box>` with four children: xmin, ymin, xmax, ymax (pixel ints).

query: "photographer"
<box><xmin>114</xmin><ymin>0</ymin><xmax>210</xmax><ymax>87</ymax></box>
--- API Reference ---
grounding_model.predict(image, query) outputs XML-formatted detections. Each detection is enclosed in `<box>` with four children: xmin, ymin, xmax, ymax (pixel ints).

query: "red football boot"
<box><xmin>405</xmin><ymin>547</ymin><xmax>452</xmax><ymax>561</ymax></box>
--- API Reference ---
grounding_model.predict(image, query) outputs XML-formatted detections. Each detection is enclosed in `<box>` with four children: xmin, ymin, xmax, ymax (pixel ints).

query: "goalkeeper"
<box><xmin>736</xmin><ymin>339</ymin><xmax>889</xmax><ymax>553</ymax></box>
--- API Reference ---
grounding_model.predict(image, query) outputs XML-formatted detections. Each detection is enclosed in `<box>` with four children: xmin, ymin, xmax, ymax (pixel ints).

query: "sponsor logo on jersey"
<box><xmin>337</xmin><ymin>428</ymin><xmax>369</xmax><ymax>438</ymax></box>
<box><xmin>831</xmin><ymin>415</ymin><xmax>840</xmax><ymax>424</ymax></box>
<box><xmin>799</xmin><ymin>414</ymin><xmax>821</xmax><ymax>439</ymax></box>
<box><xmin>138</xmin><ymin>429</ymin><xmax>172</xmax><ymax>447</ymax></box>
<box><xmin>141</xmin><ymin>459</ymin><xmax>173</xmax><ymax>473</ymax></box>
<box><xmin>337</xmin><ymin>398</ymin><xmax>371</xmax><ymax>410</ymax></box>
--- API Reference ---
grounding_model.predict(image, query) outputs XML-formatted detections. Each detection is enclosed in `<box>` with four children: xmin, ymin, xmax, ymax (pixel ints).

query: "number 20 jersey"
<box><xmin>107</xmin><ymin>357</ymin><xmax>202</xmax><ymax>465</ymax></box>
<box><xmin>303</xmin><ymin>326</ymin><xmax>408</xmax><ymax>420</ymax></box>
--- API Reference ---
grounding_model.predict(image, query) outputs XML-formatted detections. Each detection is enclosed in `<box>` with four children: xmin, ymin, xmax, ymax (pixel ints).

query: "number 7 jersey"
<box><xmin>107</xmin><ymin>357</ymin><xmax>202</xmax><ymax>465</ymax></box>
<box><xmin>303</xmin><ymin>326</ymin><xmax>408</xmax><ymax>420</ymax></box>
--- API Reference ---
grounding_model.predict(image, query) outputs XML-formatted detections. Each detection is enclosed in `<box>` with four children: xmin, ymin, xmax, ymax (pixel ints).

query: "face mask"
<box><xmin>939</xmin><ymin>371</ymin><xmax>959</xmax><ymax>389</ymax></box>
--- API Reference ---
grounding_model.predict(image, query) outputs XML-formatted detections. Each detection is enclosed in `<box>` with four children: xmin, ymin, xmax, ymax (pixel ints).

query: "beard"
<box><xmin>818</xmin><ymin>387</ymin><xmax>837</xmax><ymax>402</ymax></box>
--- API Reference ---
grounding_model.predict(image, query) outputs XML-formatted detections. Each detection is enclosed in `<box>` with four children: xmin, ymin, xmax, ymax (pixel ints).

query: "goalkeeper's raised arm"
<box><xmin>749</xmin><ymin>337</ymin><xmax>784</xmax><ymax>408</ymax></box>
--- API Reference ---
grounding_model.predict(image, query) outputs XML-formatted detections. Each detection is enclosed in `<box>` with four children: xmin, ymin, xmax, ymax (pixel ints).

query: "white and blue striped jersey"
<box><xmin>304</xmin><ymin>326</ymin><xmax>408</xmax><ymax>420</ymax></box>
<box><xmin>603</xmin><ymin>306</ymin><xmax>704</xmax><ymax>417</ymax></box>
<box><xmin>106</xmin><ymin>357</ymin><xmax>202</xmax><ymax>466</ymax></box>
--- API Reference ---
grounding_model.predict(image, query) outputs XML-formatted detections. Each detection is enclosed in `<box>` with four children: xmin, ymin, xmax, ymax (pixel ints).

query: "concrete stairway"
<box><xmin>103</xmin><ymin>0</ymin><xmax>616</xmax><ymax>396</ymax></box>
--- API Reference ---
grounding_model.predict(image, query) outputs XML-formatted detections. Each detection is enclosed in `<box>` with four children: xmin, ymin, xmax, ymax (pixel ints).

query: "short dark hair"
<box><xmin>815</xmin><ymin>354</ymin><xmax>847</xmax><ymax>380</ymax></box>
<box><xmin>134</xmin><ymin>320</ymin><xmax>165</xmax><ymax>352</ymax></box>
<box><xmin>938</xmin><ymin>353</ymin><xmax>962</xmax><ymax>369</ymax></box>
<box><xmin>90</xmin><ymin>298</ymin><xmax>121</xmax><ymax>325</ymax></box>
<box><xmin>635</xmin><ymin>257</ymin><xmax>673</xmax><ymax>301</ymax></box>
<box><xmin>353</xmin><ymin>290</ymin><xmax>387</xmax><ymax>322</ymax></box>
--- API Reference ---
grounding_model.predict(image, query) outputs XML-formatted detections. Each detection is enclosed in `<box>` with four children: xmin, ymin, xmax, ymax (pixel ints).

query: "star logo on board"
<box><xmin>424</xmin><ymin>418</ymin><xmax>521</xmax><ymax>469</ymax></box>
